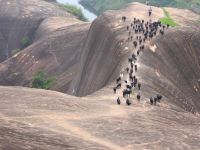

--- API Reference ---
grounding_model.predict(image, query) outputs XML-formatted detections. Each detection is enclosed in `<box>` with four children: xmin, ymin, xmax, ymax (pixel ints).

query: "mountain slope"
<box><xmin>0</xmin><ymin>2</ymin><xmax>200</xmax><ymax>113</ymax></box>
<box><xmin>0</xmin><ymin>0</ymin><xmax>77</xmax><ymax>62</ymax></box>
<box><xmin>0</xmin><ymin>1</ymin><xmax>200</xmax><ymax>149</ymax></box>
<box><xmin>0</xmin><ymin>0</ymin><xmax>90</xmax><ymax>92</ymax></box>
<box><xmin>67</xmin><ymin>3</ymin><xmax>200</xmax><ymax>114</ymax></box>
<box><xmin>0</xmin><ymin>86</ymin><xmax>200</xmax><ymax>149</ymax></box>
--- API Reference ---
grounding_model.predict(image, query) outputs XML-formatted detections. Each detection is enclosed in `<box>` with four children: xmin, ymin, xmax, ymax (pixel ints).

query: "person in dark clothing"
<box><xmin>135</xmin><ymin>65</ymin><xmax>138</xmax><ymax>72</ymax></box>
<box><xmin>167</xmin><ymin>24</ymin><xmax>169</xmax><ymax>29</ymax></box>
<box><xmin>131</xmin><ymin>36</ymin><xmax>133</xmax><ymax>41</ymax></box>
<box><xmin>148</xmin><ymin>8</ymin><xmax>152</xmax><ymax>16</ymax></box>
<box><xmin>133</xmin><ymin>41</ymin><xmax>137</xmax><ymax>48</ymax></box>
<box><xmin>137</xmin><ymin>93</ymin><xmax>141</xmax><ymax>101</ymax></box>
<box><xmin>137</xmin><ymin>50</ymin><xmax>140</xmax><ymax>56</ymax></box>
<box><xmin>127</xmin><ymin>26</ymin><xmax>129</xmax><ymax>31</ymax></box>
<box><xmin>122</xmin><ymin>16</ymin><xmax>126</xmax><ymax>22</ymax></box>
<box><xmin>126</xmin><ymin>67</ymin><xmax>129</xmax><ymax>73</ymax></box>
<box><xmin>128</xmin><ymin>57</ymin><xmax>133</xmax><ymax>63</ymax></box>
<box><xmin>138</xmin><ymin>83</ymin><xmax>141</xmax><ymax>90</ymax></box>
<box><xmin>157</xmin><ymin>94</ymin><xmax>163</xmax><ymax>102</ymax></box>
<box><xmin>116</xmin><ymin>77</ymin><xmax>121</xmax><ymax>83</ymax></box>
<box><xmin>154</xmin><ymin>97</ymin><xmax>158</xmax><ymax>105</ymax></box>
<box><xmin>160</xmin><ymin>29</ymin><xmax>164</xmax><ymax>35</ymax></box>
<box><xmin>116</xmin><ymin>83</ymin><xmax>121</xmax><ymax>89</ymax></box>
<box><xmin>126</xmin><ymin>85</ymin><xmax>132</xmax><ymax>90</ymax></box>
<box><xmin>113</xmin><ymin>87</ymin><xmax>117</xmax><ymax>94</ymax></box>
<box><xmin>150</xmin><ymin>97</ymin><xmax>154</xmax><ymax>105</ymax></box>
<box><xmin>117</xmin><ymin>97</ymin><xmax>121</xmax><ymax>105</ymax></box>
<box><xmin>126</xmin><ymin>99</ymin><xmax>131</xmax><ymax>106</ymax></box>
<box><xmin>131</xmin><ymin>63</ymin><xmax>134</xmax><ymax>69</ymax></box>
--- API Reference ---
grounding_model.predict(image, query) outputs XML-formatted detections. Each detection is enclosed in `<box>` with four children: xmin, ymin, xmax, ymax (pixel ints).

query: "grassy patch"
<box><xmin>32</xmin><ymin>71</ymin><xmax>55</xmax><ymax>90</ymax></box>
<box><xmin>159</xmin><ymin>8</ymin><xmax>178</xmax><ymax>27</ymax></box>
<box><xmin>59</xmin><ymin>3</ymin><xmax>88</xmax><ymax>21</ymax></box>
<box><xmin>21</xmin><ymin>37</ymin><xmax>31</xmax><ymax>49</ymax></box>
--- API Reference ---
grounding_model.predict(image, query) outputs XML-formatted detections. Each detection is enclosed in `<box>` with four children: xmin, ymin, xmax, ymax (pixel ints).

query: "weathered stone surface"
<box><xmin>0</xmin><ymin>0</ymin><xmax>76</xmax><ymax>62</ymax></box>
<box><xmin>0</xmin><ymin>3</ymin><xmax>200</xmax><ymax>149</ymax></box>
<box><xmin>0</xmin><ymin>86</ymin><xmax>200</xmax><ymax>150</ymax></box>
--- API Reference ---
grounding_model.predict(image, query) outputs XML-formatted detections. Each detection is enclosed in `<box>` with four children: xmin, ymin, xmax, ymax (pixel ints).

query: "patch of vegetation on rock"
<box><xmin>159</xmin><ymin>8</ymin><xmax>178</xmax><ymax>27</ymax></box>
<box><xmin>32</xmin><ymin>71</ymin><xmax>55</xmax><ymax>90</ymax></box>
<box><xmin>59</xmin><ymin>3</ymin><xmax>88</xmax><ymax>21</ymax></box>
<box><xmin>21</xmin><ymin>37</ymin><xmax>31</xmax><ymax>49</ymax></box>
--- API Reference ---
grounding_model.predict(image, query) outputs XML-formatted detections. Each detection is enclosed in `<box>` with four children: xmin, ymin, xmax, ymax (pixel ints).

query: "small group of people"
<box><xmin>113</xmin><ymin>3</ymin><xmax>169</xmax><ymax>106</ymax></box>
<box><xmin>150</xmin><ymin>94</ymin><xmax>163</xmax><ymax>105</ymax></box>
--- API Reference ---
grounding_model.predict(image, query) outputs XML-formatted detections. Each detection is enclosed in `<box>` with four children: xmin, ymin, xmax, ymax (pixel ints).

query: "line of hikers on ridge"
<box><xmin>114</xmin><ymin>4</ymin><xmax>168</xmax><ymax>106</ymax></box>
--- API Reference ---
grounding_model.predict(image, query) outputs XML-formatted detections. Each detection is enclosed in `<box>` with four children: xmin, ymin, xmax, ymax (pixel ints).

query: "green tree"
<box><xmin>32</xmin><ymin>71</ymin><xmax>54</xmax><ymax>90</ymax></box>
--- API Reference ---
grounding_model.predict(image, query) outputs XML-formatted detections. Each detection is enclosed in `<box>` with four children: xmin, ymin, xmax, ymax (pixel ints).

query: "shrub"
<box><xmin>59</xmin><ymin>3</ymin><xmax>88</xmax><ymax>21</ymax></box>
<box><xmin>21</xmin><ymin>37</ymin><xmax>31</xmax><ymax>48</ymax></box>
<box><xmin>32</xmin><ymin>71</ymin><xmax>54</xmax><ymax>90</ymax></box>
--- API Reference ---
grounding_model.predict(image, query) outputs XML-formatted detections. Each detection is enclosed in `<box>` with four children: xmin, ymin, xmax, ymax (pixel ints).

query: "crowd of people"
<box><xmin>113</xmin><ymin>3</ymin><xmax>169</xmax><ymax>106</ymax></box>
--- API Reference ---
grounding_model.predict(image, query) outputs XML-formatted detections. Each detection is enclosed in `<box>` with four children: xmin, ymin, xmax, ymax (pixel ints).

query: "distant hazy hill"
<box><xmin>80</xmin><ymin>0</ymin><xmax>200</xmax><ymax>15</ymax></box>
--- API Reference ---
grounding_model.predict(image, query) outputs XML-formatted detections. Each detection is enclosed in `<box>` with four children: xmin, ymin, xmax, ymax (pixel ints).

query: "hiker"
<box><xmin>127</xmin><ymin>90</ymin><xmax>131</xmax><ymax>97</ymax></box>
<box><xmin>162</xmin><ymin>25</ymin><xmax>166</xmax><ymax>30</ymax></box>
<box><xmin>113</xmin><ymin>87</ymin><xmax>117</xmax><ymax>94</ymax></box>
<box><xmin>126</xmin><ymin>67</ymin><xmax>129</xmax><ymax>73</ymax></box>
<box><xmin>137</xmin><ymin>50</ymin><xmax>140</xmax><ymax>56</ymax></box>
<box><xmin>130</xmin><ymin>69</ymin><xmax>133</xmax><ymax>75</ymax></box>
<box><xmin>132</xmin><ymin>53</ymin><xmax>136</xmax><ymax>60</ymax></box>
<box><xmin>122</xmin><ymin>16</ymin><xmax>126</xmax><ymax>22</ymax></box>
<box><xmin>126</xmin><ymin>99</ymin><xmax>131</xmax><ymax>106</ymax></box>
<box><xmin>167</xmin><ymin>24</ymin><xmax>169</xmax><ymax>29</ymax></box>
<box><xmin>137</xmin><ymin>93</ymin><xmax>141</xmax><ymax>101</ymax></box>
<box><xmin>157</xmin><ymin>94</ymin><xmax>163</xmax><ymax>102</ymax></box>
<box><xmin>138</xmin><ymin>83</ymin><xmax>141</xmax><ymax>90</ymax></box>
<box><xmin>116</xmin><ymin>83</ymin><xmax>121</xmax><ymax>89</ymax></box>
<box><xmin>117</xmin><ymin>97</ymin><xmax>121</xmax><ymax>105</ymax></box>
<box><xmin>131</xmin><ymin>82</ymin><xmax>134</xmax><ymax>87</ymax></box>
<box><xmin>128</xmin><ymin>57</ymin><xmax>133</xmax><ymax>63</ymax></box>
<box><xmin>130</xmin><ymin>75</ymin><xmax>134</xmax><ymax>82</ymax></box>
<box><xmin>116</xmin><ymin>77</ymin><xmax>121</xmax><ymax>83</ymax></box>
<box><xmin>154</xmin><ymin>96</ymin><xmax>158</xmax><ymax>105</ymax></box>
<box><xmin>133</xmin><ymin>41</ymin><xmax>137</xmax><ymax>48</ymax></box>
<box><xmin>160</xmin><ymin>29</ymin><xmax>164</xmax><ymax>35</ymax></box>
<box><xmin>126</xmin><ymin>85</ymin><xmax>132</xmax><ymax>90</ymax></box>
<box><xmin>127</xmin><ymin>26</ymin><xmax>129</xmax><ymax>31</ymax></box>
<box><xmin>131</xmin><ymin>36</ymin><xmax>133</xmax><ymax>41</ymax></box>
<box><xmin>131</xmin><ymin>62</ymin><xmax>134</xmax><ymax>69</ymax></box>
<box><xmin>123</xmin><ymin>89</ymin><xmax>126</xmax><ymax>98</ymax></box>
<box><xmin>148</xmin><ymin>7</ymin><xmax>152</xmax><ymax>17</ymax></box>
<box><xmin>123</xmin><ymin>89</ymin><xmax>131</xmax><ymax>98</ymax></box>
<box><xmin>135</xmin><ymin>65</ymin><xmax>138</xmax><ymax>72</ymax></box>
<box><xmin>150</xmin><ymin>97</ymin><xmax>154</xmax><ymax>105</ymax></box>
